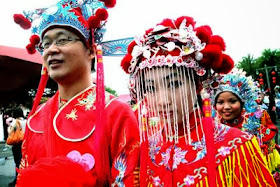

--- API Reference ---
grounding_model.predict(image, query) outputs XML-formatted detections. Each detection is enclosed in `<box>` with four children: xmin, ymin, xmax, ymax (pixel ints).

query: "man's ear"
<box><xmin>88</xmin><ymin>45</ymin><xmax>96</xmax><ymax>60</ymax></box>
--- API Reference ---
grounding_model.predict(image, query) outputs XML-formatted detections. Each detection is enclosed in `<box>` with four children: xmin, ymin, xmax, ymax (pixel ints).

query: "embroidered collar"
<box><xmin>221</xmin><ymin>115</ymin><xmax>244</xmax><ymax>129</ymax></box>
<box><xmin>59</xmin><ymin>98</ymin><xmax>68</xmax><ymax>108</ymax></box>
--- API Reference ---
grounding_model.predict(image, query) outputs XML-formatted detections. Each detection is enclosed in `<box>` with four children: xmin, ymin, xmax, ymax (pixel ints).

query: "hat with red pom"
<box><xmin>121</xmin><ymin>16</ymin><xmax>234</xmax><ymax>103</ymax></box>
<box><xmin>14</xmin><ymin>0</ymin><xmax>116</xmax><ymax>54</ymax></box>
<box><xmin>121</xmin><ymin>17</ymin><xmax>234</xmax><ymax>187</ymax></box>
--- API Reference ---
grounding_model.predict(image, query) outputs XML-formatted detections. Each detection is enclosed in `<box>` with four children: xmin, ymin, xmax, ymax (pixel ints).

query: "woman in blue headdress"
<box><xmin>211</xmin><ymin>68</ymin><xmax>280</xmax><ymax>181</ymax></box>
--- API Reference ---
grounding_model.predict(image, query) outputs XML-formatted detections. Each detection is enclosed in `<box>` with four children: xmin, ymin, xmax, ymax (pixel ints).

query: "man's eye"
<box><xmin>57</xmin><ymin>38</ymin><xmax>69</xmax><ymax>45</ymax></box>
<box><xmin>43</xmin><ymin>41</ymin><xmax>51</xmax><ymax>48</ymax></box>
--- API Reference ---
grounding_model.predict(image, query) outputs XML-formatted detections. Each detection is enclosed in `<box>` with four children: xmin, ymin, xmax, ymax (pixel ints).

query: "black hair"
<box><xmin>12</xmin><ymin>107</ymin><xmax>24</xmax><ymax>119</ymax></box>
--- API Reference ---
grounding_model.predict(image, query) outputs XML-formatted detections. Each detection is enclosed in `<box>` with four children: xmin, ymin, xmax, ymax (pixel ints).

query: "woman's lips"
<box><xmin>159</xmin><ymin>111</ymin><xmax>174</xmax><ymax>118</ymax></box>
<box><xmin>223</xmin><ymin>112</ymin><xmax>232</xmax><ymax>117</ymax></box>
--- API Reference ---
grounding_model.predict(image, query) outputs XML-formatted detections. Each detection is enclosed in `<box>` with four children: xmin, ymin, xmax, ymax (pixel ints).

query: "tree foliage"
<box><xmin>255</xmin><ymin>49</ymin><xmax>280</xmax><ymax>68</ymax></box>
<box><xmin>237</xmin><ymin>54</ymin><xmax>256</xmax><ymax>77</ymax></box>
<box><xmin>237</xmin><ymin>49</ymin><xmax>280</xmax><ymax>91</ymax></box>
<box><xmin>237</xmin><ymin>49</ymin><xmax>280</xmax><ymax>79</ymax></box>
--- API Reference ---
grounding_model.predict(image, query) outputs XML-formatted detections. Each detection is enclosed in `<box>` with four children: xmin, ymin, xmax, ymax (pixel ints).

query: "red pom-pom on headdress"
<box><xmin>121</xmin><ymin>54</ymin><xmax>132</xmax><ymax>74</ymax></box>
<box><xmin>13</xmin><ymin>14</ymin><xmax>31</xmax><ymax>30</ymax></box>
<box><xmin>26</xmin><ymin>43</ymin><xmax>36</xmax><ymax>54</ymax></box>
<box><xmin>96</xmin><ymin>8</ymin><xmax>108</xmax><ymax>21</ymax></box>
<box><xmin>145</xmin><ymin>28</ymin><xmax>153</xmax><ymax>35</ymax></box>
<box><xmin>214</xmin><ymin>54</ymin><xmax>234</xmax><ymax>74</ymax></box>
<box><xmin>203</xmin><ymin>25</ymin><xmax>213</xmax><ymax>35</ymax></box>
<box><xmin>100</xmin><ymin>0</ymin><xmax>116</xmax><ymax>8</ymax></box>
<box><xmin>175</xmin><ymin>16</ymin><xmax>196</xmax><ymax>28</ymax></box>
<box><xmin>29</xmin><ymin>35</ymin><xmax>40</xmax><ymax>45</ymax></box>
<box><xmin>209</xmin><ymin>35</ymin><xmax>226</xmax><ymax>51</ymax></box>
<box><xmin>157</xmin><ymin>19</ymin><xmax>176</xmax><ymax>29</ymax></box>
<box><xmin>88</xmin><ymin>15</ymin><xmax>101</xmax><ymax>29</ymax></box>
<box><xmin>127</xmin><ymin>40</ymin><xmax>136</xmax><ymax>54</ymax></box>
<box><xmin>200</xmin><ymin>44</ymin><xmax>223</xmax><ymax>69</ymax></box>
<box><xmin>195</xmin><ymin>26</ymin><xmax>212</xmax><ymax>44</ymax></box>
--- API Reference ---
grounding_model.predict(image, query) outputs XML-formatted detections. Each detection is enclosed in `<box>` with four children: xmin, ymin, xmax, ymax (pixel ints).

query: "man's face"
<box><xmin>42</xmin><ymin>28</ymin><xmax>94</xmax><ymax>84</ymax></box>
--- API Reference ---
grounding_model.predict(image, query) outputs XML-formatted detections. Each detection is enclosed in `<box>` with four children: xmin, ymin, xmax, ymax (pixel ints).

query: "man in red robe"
<box><xmin>13</xmin><ymin>0</ymin><xmax>140</xmax><ymax>186</ymax></box>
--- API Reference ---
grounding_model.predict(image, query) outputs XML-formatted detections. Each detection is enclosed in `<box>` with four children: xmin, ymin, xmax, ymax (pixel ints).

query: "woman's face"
<box><xmin>215</xmin><ymin>91</ymin><xmax>242</xmax><ymax>122</ymax></box>
<box><xmin>143</xmin><ymin>67</ymin><xmax>196</xmax><ymax>126</ymax></box>
<box><xmin>256</xmin><ymin>94</ymin><xmax>264</xmax><ymax>104</ymax></box>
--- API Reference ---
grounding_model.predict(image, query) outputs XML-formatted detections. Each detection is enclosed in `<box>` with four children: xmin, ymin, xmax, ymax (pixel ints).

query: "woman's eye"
<box><xmin>145</xmin><ymin>86</ymin><xmax>155</xmax><ymax>93</ymax></box>
<box><xmin>216</xmin><ymin>101</ymin><xmax>223</xmax><ymax>104</ymax></box>
<box><xmin>230</xmin><ymin>100</ymin><xmax>238</xmax><ymax>104</ymax></box>
<box><xmin>169</xmin><ymin>81</ymin><xmax>182</xmax><ymax>88</ymax></box>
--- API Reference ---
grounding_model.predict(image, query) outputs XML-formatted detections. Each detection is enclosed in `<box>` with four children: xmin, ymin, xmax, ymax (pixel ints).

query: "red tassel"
<box><xmin>28</xmin><ymin>66</ymin><xmax>49</xmax><ymax>117</ymax></box>
<box><xmin>93</xmin><ymin>37</ymin><xmax>110</xmax><ymax>184</ymax></box>
<box><xmin>202</xmin><ymin>98</ymin><xmax>216</xmax><ymax>187</ymax></box>
<box><xmin>96</xmin><ymin>8</ymin><xmax>108</xmax><ymax>21</ymax></box>
<box><xmin>26</xmin><ymin>44</ymin><xmax>36</xmax><ymax>54</ymax></box>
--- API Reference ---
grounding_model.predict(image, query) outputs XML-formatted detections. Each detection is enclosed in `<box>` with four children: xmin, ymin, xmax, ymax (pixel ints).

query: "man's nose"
<box><xmin>44</xmin><ymin>42</ymin><xmax>60</xmax><ymax>55</ymax></box>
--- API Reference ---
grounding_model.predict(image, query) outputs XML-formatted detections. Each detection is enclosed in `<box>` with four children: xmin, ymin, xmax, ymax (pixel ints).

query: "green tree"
<box><xmin>255</xmin><ymin>49</ymin><xmax>280</xmax><ymax>69</ymax></box>
<box><xmin>237</xmin><ymin>54</ymin><xmax>256</xmax><ymax>77</ymax></box>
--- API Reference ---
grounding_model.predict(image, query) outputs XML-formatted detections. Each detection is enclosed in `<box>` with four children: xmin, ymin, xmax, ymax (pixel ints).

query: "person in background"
<box><xmin>121</xmin><ymin>16</ymin><xmax>276</xmax><ymax>186</ymax></box>
<box><xmin>268</xmin><ymin>93</ymin><xmax>277</xmax><ymax>124</ymax></box>
<box><xmin>256</xmin><ymin>92</ymin><xmax>269</xmax><ymax>110</ymax></box>
<box><xmin>7</xmin><ymin>107</ymin><xmax>26</xmax><ymax>186</ymax></box>
<box><xmin>13</xmin><ymin>0</ymin><xmax>140</xmax><ymax>186</ymax></box>
<box><xmin>2</xmin><ymin>108</ymin><xmax>12</xmax><ymax>141</ymax></box>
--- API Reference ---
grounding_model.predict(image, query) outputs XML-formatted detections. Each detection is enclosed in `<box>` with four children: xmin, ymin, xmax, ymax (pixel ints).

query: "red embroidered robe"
<box><xmin>221</xmin><ymin>110</ymin><xmax>280</xmax><ymax>174</ymax></box>
<box><xmin>20</xmin><ymin>85</ymin><xmax>140</xmax><ymax>186</ymax></box>
<box><xmin>140</xmin><ymin>115</ymin><xmax>276</xmax><ymax>186</ymax></box>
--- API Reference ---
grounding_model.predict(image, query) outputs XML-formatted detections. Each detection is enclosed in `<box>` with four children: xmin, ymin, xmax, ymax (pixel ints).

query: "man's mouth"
<box><xmin>49</xmin><ymin>60</ymin><xmax>63</xmax><ymax>66</ymax></box>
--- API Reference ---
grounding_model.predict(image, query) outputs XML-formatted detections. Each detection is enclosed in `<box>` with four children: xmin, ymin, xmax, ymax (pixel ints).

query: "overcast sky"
<box><xmin>1</xmin><ymin>0</ymin><xmax>280</xmax><ymax>94</ymax></box>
